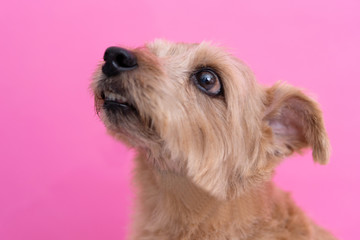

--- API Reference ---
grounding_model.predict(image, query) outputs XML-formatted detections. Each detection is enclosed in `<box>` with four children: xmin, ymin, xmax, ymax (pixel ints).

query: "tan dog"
<box><xmin>92</xmin><ymin>39</ymin><xmax>336</xmax><ymax>240</ymax></box>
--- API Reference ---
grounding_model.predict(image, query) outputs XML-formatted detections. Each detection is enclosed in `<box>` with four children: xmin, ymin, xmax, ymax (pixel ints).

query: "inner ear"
<box><xmin>264</xmin><ymin>83</ymin><xmax>330</xmax><ymax>164</ymax></box>
<box><xmin>268</xmin><ymin>97</ymin><xmax>309</xmax><ymax>151</ymax></box>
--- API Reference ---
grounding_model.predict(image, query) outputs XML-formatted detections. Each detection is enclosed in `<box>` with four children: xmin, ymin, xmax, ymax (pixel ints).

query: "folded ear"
<box><xmin>264</xmin><ymin>83</ymin><xmax>330</xmax><ymax>164</ymax></box>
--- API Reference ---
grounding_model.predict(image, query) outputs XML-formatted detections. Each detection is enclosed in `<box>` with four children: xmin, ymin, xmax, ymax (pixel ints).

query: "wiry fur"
<box><xmin>92</xmin><ymin>39</ymin><xmax>335</xmax><ymax>239</ymax></box>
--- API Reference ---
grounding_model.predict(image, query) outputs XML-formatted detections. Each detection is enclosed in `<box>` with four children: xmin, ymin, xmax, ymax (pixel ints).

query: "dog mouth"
<box><xmin>101</xmin><ymin>90</ymin><xmax>134</xmax><ymax>111</ymax></box>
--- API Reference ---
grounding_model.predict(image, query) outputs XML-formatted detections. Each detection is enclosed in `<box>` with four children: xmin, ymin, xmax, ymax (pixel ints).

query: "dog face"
<box><xmin>92</xmin><ymin>39</ymin><xmax>330</xmax><ymax>199</ymax></box>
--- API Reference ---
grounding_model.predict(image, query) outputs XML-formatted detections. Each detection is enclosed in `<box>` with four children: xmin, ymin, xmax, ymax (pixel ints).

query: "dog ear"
<box><xmin>264</xmin><ymin>83</ymin><xmax>330</xmax><ymax>164</ymax></box>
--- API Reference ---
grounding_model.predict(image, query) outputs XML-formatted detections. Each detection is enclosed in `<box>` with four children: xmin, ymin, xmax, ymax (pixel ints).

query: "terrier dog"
<box><xmin>92</xmin><ymin>39</ymin><xmax>336</xmax><ymax>240</ymax></box>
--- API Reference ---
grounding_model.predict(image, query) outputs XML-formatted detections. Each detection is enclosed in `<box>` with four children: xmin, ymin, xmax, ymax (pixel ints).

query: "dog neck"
<box><xmin>132</xmin><ymin>151</ymin><xmax>274</xmax><ymax>239</ymax></box>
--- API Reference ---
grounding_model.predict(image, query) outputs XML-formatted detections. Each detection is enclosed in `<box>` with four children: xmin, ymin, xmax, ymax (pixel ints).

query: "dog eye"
<box><xmin>192</xmin><ymin>69</ymin><xmax>221</xmax><ymax>96</ymax></box>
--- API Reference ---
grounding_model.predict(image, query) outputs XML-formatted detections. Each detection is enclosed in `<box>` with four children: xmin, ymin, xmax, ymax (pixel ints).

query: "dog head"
<box><xmin>92</xmin><ymin>39</ymin><xmax>330</xmax><ymax>200</ymax></box>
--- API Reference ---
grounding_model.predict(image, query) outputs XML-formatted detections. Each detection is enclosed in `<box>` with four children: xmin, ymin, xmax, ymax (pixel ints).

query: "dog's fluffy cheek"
<box><xmin>156</xmin><ymin>105</ymin><xmax>237</xmax><ymax>199</ymax></box>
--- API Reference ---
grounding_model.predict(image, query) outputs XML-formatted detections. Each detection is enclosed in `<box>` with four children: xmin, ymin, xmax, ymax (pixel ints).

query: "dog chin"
<box><xmin>96</xmin><ymin>90</ymin><xmax>149</xmax><ymax>147</ymax></box>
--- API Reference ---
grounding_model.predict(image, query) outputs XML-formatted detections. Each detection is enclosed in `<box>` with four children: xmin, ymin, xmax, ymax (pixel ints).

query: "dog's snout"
<box><xmin>102</xmin><ymin>47</ymin><xmax>137</xmax><ymax>77</ymax></box>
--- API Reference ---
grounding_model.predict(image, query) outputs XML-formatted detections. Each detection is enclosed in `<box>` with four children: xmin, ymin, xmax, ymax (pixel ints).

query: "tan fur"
<box><xmin>92</xmin><ymin>39</ymin><xmax>336</xmax><ymax>239</ymax></box>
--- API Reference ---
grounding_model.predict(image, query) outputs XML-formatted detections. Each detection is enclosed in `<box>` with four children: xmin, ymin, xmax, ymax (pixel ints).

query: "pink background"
<box><xmin>1</xmin><ymin>0</ymin><xmax>359</xmax><ymax>239</ymax></box>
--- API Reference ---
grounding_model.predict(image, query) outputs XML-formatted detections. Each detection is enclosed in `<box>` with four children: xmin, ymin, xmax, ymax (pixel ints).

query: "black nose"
<box><xmin>102</xmin><ymin>47</ymin><xmax>137</xmax><ymax>77</ymax></box>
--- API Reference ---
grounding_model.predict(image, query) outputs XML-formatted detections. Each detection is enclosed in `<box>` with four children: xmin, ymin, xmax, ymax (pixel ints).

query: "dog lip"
<box><xmin>103</xmin><ymin>99</ymin><xmax>130</xmax><ymax>109</ymax></box>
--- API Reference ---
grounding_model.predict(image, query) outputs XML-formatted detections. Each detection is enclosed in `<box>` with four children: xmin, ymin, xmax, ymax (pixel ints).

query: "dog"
<box><xmin>92</xmin><ymin>39</ymin><xmax>336</xmax><ymax>240</ymax></box>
